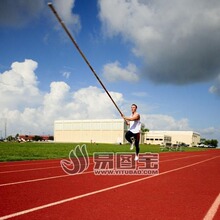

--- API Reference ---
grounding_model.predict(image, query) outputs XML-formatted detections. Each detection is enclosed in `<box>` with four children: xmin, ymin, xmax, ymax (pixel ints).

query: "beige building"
<box><xmin>54</xmin><ymin>119</ymin><xmax>200</xmax><ymax>147</ymax></box>
<box><xmin>145</xmin><ymin>133</ymin><xmax>172</xmax><ymax>146</ymax></box>
<box><xmin>54</xmin><ymin>119</ymin><xmax>127</xmax><ymax>144</ymax></box>
<box><xmin>145</xmin><ymin>131</ymin><xmax>200</xmax><ymax>147</ymax></box>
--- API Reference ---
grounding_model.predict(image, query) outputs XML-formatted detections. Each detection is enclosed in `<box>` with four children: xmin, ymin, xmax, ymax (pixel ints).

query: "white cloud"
<box><xmin>53</xmin><ymin>0</ymin><xmax>81</xmax><ymax>32</ymax></box>
<box><xmin>199</xmin><ymin>127</ymin><xmax>217</xmax><ymax>136</ymax></box>
<box><xmin>209</xmin><ymin>74</ymin><xmax>220</xmax><ymax>96</ymax></box>
<box><xmin>141</xmin><ymin>114</ymin><xmax>191</xmax><ymax>131</ymax></box>
<box><xmin>1</xmin><ymin>84</ymin><xmax>124</xmax><ymax>136</ymax></box>
<box><xmin>0</xmin><ymin>59</ymin><xmax>41</xmax><ymax>110</ymax></box>
<box><xmin>197</xmin><ymin>127</ymin><xmax>220</xmax><ymax>141</ymax></box>
<box><xmin>62</xmin><ymin>71</ymin><xmax>71</xmax><ymax>79</ymax></box>
<box><xmin>209</xmin><ymin>85</ymin><xmax>220</xmax><ymax>96</ymax></box>
<box><xmin>102</xmin><ymin>61</ymin><xmax>139</xmax><ymax>82</ymax></box>
<box><xmin>98</xmin><ymin>0</ymin><xmax>220</xmax><ymax>85</ymax></box>
<box><xmin>43</xmin><ymin>81</ymin><xmax>71</xmax><ymax>117</ymax></box>
<box><xmin>72</xmin><ymin>86</ymin><xmax>124</xmax><ymax>118</ymax></box>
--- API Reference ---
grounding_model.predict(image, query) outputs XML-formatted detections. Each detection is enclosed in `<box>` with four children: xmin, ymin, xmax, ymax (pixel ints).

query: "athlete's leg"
<box><xmin>134</xmin><ymin>133</ymin><xmax>140</xmax><ymax>155</ymax></box>
<box><xmin>125</xmin><ymin>131</ymin><xmax>136</xmax><ymax>150</ymax></box>
<box><xmin>125</xmin><ymin>131</ymin><xmax>134</xmax><ymax>143</ymax></box>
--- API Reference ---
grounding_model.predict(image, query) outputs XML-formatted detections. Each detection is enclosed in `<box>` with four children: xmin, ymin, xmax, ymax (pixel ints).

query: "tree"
<box><xmin>6</xmin><ymin>135</ymin><xmax>14</xmax><ymax>141</ymax></box>
<box><xmin>141</xmin><ymin>123</ymin><xmax>149</xmax><ymax>132</ymax></box>
<box><xmin>48</xmin><ymin>136</ymin><xmax>54</xmax><ymax>141</ymax></box>
<box><xmin>205</xmin><ymin>139</ymin><xmax>218</xmax><ymax>148</ymax></box>
<box><xmin>15</xmin><ymin>133</ymin><xmax>19</xmax><ymax>140</ymax></box>
<box><xmin>200</xmin><ymin>138</ymin><xmax>206</xmax><ymax>143</ymax></box>
<box><xmin>211</xmin><ymin>139</ymin><xmax>218</xmax><ymax>147</ymax></box>
<box><xmin>32</xmin><ymin>135</ymin><xmax>43</xmax><ymax>141</ymax></box>
<box><xmin>202</xmin><ymin>138</ymin><xmax>218</xmax><ymax>148</ymax></box>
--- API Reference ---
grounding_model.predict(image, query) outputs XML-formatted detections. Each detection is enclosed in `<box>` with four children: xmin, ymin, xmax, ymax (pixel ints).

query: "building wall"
<box><xmin>144</xmin><ymin>133</ymin><xmax>171</xmax><ymax>146</ymax></box>
<box><xmin>54</xmin><ymin>119</ymin><xmax>126</xmax><ymax>144</ymax></box>
<box><xmin>54</xmin><ymin>120</ymin><xmax>200</xmax><ymax>146</ymax></box>
<box><xmin>146</xmin><ymin>131</ymin><xmax>200</xmax><ymax>147</ymax></box>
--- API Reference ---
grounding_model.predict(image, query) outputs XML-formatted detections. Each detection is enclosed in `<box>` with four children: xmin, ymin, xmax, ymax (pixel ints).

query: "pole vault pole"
<box><xmin>48</xmin><ymin>2</ymin><xmax>123</xmax><ymax>116</ymax></box>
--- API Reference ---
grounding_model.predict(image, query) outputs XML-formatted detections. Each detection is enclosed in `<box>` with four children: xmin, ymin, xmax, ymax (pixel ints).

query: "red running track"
<box><xmin>0</xmin><ymin>150</ymin><xmax>220</xmax><ymax>220</ymax></box>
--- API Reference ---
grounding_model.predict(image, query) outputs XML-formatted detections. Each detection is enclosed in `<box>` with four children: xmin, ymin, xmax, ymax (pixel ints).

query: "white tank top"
<box><xmin>129</xmin><ymin>116</ymin><xmax>141</xmax><ymax>134</ymax></box>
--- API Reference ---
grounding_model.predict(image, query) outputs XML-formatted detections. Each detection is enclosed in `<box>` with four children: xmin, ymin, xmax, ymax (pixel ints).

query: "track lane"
<box><xmin>8</xmin><ymin>154</ymin><xmax>220</xmax><ymax>220</ymax></box>
<box><xmin>0</xmin><ymin>150</ymin><xmax>219</xmax><ymax>219</ymax></box>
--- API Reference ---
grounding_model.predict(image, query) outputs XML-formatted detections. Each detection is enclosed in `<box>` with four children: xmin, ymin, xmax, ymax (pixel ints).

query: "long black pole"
<box><xmin>48</xmin><ymin>2</ymin><xmax>123</xmax><ymax>116</ymax></box>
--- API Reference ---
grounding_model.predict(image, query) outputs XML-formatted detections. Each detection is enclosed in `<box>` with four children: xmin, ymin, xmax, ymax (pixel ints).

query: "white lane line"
<box><xmin>161</xmin><ymin>154</ymin><xmax>203</xmax><ymax>162</ymax></box>
<box><xmin>0</xmin><ymin>156</ymin><xmax>219</xmax><ymax>220</ymax></box>
<box><xmin>0</xmin><ymin>154</ymin><xmax>214</xmax><ymax>186</ymax></box>
<box><xmin>203</xmin><ymin>193</ymin><xmax>220</xmax><ymax>220</ymax></box>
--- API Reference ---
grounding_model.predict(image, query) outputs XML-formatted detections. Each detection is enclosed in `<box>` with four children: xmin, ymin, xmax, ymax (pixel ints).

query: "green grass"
<box><xmin>0</xmin><ymin>141</ymin><xmax>212</xmax><ymax>162</ymax></box>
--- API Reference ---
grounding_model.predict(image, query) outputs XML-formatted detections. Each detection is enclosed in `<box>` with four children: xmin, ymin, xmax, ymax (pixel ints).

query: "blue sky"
<box><xmin>0</xmin><ymin>0</ymin><xmax>220</xmax><ymax>144</ymax></box>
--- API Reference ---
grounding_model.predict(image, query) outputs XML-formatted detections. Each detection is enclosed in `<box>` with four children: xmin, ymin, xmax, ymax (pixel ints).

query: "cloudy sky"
<box><xmin>0</xmin><ymin>0</ymin><xmax>220</xmax><ymax>143</ymax></box>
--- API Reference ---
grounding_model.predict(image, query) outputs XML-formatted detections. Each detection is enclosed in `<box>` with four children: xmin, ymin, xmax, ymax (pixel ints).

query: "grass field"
<box><xmin>0</xmin><ymin>141</ymin><xmax>210</xmax><ymax>162</ymax></box>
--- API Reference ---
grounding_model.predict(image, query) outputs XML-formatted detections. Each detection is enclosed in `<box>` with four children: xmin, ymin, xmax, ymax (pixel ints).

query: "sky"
<box><xmin>0</xmin><ymin>0</ymin><xmax>220</xmax><ymax>144</ymax></box>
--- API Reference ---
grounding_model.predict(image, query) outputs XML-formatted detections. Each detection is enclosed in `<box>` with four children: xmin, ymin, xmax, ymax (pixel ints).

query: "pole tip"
<box><xmin>48</xmin><ymin>2</ymin><xmax>52</xmax><ymax>6</ymax></box>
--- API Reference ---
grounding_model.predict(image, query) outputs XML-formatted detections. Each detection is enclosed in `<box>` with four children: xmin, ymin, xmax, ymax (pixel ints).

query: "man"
<box><xmin>122</xmin><ymin>104</ymin><xmax>141</xmax><ymax>161</ymax></box>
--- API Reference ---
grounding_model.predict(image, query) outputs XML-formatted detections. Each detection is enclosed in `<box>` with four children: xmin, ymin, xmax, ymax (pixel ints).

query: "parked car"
<box><xmin>197</xmin><ymin>143</ymin><xmax>208</xmax><ymax>148</ymax></box>
<box><xmin>208</xmin><ymin>145</ymin><xmax>216</xmax><ymax>148</ymax></box>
